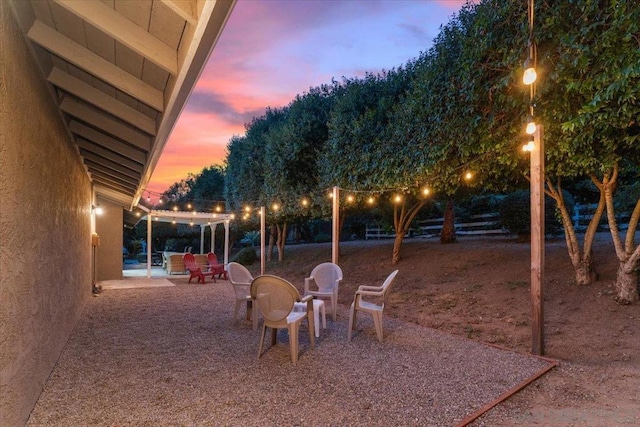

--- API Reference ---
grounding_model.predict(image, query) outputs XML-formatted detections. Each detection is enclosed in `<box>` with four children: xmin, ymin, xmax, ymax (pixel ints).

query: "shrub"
<box><xmin>499</xmin><ymin>190</ymin><xmax>573</xmax><ymax>238</ymax></box>
<box><xmin>314</xmin><ymin>233</ymin><xmax>331</xmax><ymax>243</ymax></box>
<box><xmin>230</xmin><ymin>247</ymin><xmax>258</xmax><ymax>266</ymax></box>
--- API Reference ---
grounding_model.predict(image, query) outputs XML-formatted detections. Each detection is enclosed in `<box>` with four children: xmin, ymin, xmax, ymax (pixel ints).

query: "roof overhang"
<box><xmin>8</xmin><ymin>0</ymin><xmax>236</xmax><ymax>211</ymax></box>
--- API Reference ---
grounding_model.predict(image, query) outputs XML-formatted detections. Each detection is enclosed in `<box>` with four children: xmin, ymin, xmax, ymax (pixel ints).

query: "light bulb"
<box><xmin>523</xmin><ymin>57</ymin><xmax>537</xmax><ymax>85</ymax></box>
<box><xmin>464</xmin><ymin>171</ymin><xmax>473</xmax><ymax>181</ymax></box>
<box><xmin>367</xmin><ymin>196</ymin><xmax>375</xmax><ymax>205</ymax></box>
<box><xmin>346</xmin><ymin>195</ymin><xmax>354</xmax><ymax>203</ymax></box>
<box><xmin>394</xmin><ymin>195</ymin><xmax>402</xmax><ymax>203</ymax></box>
<box><xmin>422</xmin><ymin>188</ymin><xmax>430</xmax><ymax>196</ymax></box>
<box><xmin>526</xmin><ymin>120</ymin><xmax>536</xmax><ymax>135</ymax></box>
<box><xmin>272</xmin><ymin>203</ymin><xmax>279</xmax><ymax>211</ymax></box>
<box><xmin>301</xmin><ymin>198</ymin><xmax>309</xmax><ymax>207</ymax></box>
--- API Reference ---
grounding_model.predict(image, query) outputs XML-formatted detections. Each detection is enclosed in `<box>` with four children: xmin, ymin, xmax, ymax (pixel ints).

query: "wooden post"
<box><xmin>260</xmin><ymin>206</ymin><xmax>265</xmax><ymax>275</ymax></box>
<box><xmin>332</xmin><ymin>186</ymin><xmax>339</xmax><ymax>264</ymax></box>
<box><xmin>146</xmin><ymin>212</ymin><xmax>152</xmax><ymax>278</ymax></box>
<box><xmin>531</xmin><ymin>125</ymin><xmax>545</xmax><ymax>355</ymax></box>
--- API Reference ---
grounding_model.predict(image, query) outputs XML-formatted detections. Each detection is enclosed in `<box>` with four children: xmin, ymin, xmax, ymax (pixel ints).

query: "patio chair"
<box><xmin>304</xmin><ymin>262</ymin><xmax>343</xmax><ymax>321</ymax></box>
<box><xmin>183</xmin><ymin>252</ymin><xmax>215</xmax><ymax>284</ymax></box>
<box><xmin>251</xmin><ymin>275</ymin><xmax>315</xmax><ymax>365</ymax></box>
<box><xmin>207</xmin><ymin>252</ymin><xmax>227</xmax><ymax>280</ymax></box>
<box><xmin>227</xmin><ymin>262</ymin><xmax>253</xmax><ymax>321</ymax></box>
<box><xmin>347</xmin><ymin>270</ymin><xmax>399</xmax><ymax>342</ymax></box>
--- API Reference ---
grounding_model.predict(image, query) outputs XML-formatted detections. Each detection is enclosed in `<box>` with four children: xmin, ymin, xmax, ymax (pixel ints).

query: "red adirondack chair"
<box><xmin>183</xmin><ymin>253</ymin><xmax>215</xmax><ymax>284</ymax></box>
<box><xmin>207</xmin><ymin>252</ymin><xmax>227</xmax><ymax>280</ymax></box>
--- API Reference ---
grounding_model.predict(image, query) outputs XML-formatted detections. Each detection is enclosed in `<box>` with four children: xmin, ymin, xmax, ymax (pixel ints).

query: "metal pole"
<box><xmin>531</xmin><ymin>124</ymin><xmax>545</xmax><ymax>355</ymax></box>
<box><xmin>260</xmin><ymin>206</ymin><xmax>266</xmax><ymax>275</ymax></box>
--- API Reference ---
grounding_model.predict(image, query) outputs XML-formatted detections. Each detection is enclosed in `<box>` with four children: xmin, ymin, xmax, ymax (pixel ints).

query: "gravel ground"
<box><xmin>27</xmin><ymin>280</ymin><xmax>553</xmax><ymax>426</ymax></box>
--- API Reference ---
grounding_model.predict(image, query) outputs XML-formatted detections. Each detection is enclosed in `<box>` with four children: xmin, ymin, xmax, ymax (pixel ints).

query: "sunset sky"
<box><xmin>147</xmin><ymin>0</ymin><xmax>468</xmax><ymax>198</ymax></box>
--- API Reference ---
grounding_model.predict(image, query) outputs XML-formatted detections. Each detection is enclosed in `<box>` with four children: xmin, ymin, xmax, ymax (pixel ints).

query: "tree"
<box><xmin>321</xmin><ymin>69</ymin><xmax>422</xmax><ymax>263</ymax></box>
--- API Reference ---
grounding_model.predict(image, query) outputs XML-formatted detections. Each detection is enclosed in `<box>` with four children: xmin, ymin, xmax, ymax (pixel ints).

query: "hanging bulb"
<box><xmin>523</xmin><ymin>136</ymin><xmax>535</xmax><ymax>152</ymax></box>
<box><xmin>146</xmin><ymin>193</ymin><xmax>151</xmax><ymax>202</ymax></box>
<box><xmin>523</xmin><ymin>57</ymin><xmax>537</xmax><ymax>85</ymax></box>
<box><xmin>346</xmin><ymin>195</ymin><xmax>354</xmax><ymax>203</ymax></box>
<box><xmin>422</xmin><ymin>187</ymin><xmax>430</xmax><ymax>196</ymax></box>
<box><xmin>272</xmin><ymin>203</ymin><xmax>279</xmax><ymax>211</ymax></box>
<box><xmin>525</xmin><ymin>116</ymin><xmax>537</xmax><ymax>135</ymax></box>
<box><xmin>301</xmin><ymin>198</ymin><xmax>309</xmax><ymax>207</ymax></box>
<box><xmin>394</xmin><ymin>194</ymin><xmax>402</xmax><ymax>203</ymax></box>
<box><xmin>367</xmin><ymin>196</ymin><xmax>375</xmax><ymax>205</ymax></box>
<box><xmin>464</xmin><ymin>171</ymin><xmax>473</xmax><ymax>181</ymax></box>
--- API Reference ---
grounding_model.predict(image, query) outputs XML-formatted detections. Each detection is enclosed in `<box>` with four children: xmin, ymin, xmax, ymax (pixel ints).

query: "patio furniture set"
<box><xmin>225</xmin><ymin>262</ymin><xmax>399</xmax><ymax>365</ymax></box>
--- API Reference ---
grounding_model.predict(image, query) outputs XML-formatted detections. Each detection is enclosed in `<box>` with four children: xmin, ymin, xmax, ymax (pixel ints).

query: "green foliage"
<box><xmin>499</xmin><ymin>189</ymin><xmax>574</xmax><ymax>236</ymax></box>
<box><xmin>229</xmin><ymin>247</ymin><xmax>258</xmax><ymax>266</ymax></box>
<box><xmin>313</xmin><ymin>233</ymin><xmax>331</xmax><ymax>243</ymax></box>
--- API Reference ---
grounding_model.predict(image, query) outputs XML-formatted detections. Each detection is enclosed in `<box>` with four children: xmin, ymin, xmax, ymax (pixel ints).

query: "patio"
<box><xmin>27</xmin><ymin>277</ymin><xmax>554</xmax><ymax>426</ymax></box>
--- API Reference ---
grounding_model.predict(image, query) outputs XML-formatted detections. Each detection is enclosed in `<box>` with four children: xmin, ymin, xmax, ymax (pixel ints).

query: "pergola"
<box><xmin>138</xmin><ymin>206</ymin><xmax>234</xmax><ymax>278</ymax></box>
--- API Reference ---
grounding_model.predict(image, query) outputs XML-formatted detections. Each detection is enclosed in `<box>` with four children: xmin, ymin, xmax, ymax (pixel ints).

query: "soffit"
<box><xmin>8</xmin><ymin>0</ymin><xmax>236</xmax><ymax>216</ymax></box>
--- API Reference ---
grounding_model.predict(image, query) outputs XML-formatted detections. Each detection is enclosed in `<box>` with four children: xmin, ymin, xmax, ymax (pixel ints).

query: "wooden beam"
<box><xmin>159</xmin><ymin>0</ymin><xmax>198</xmax><ymax>25</ymax></box>
<box><xmin>27</xmin><ymin>20</ymin><xmax>164</xmax><ymax>111</ymax></box>
<box><xmin>93</xmin><ymin>183</ymin><xmax>135</xmax><ymax>206</ymax></box>
<box><xmin>48</xmin><ymin>67</ymin><xmax>157</xmax><ymax>135</ymax></box>
<box><xmin>69</xmin><ymin>121</ymin><xmax>146</xmax><ymax>164</ymax></box>
<box><xmin>80</xmin><ymin>150</ymin><xmax>143</xmax><ymax>178</ymax></box>
<box><xmin>91</xmin><ymin>175</ymin><xmax>137</xmax><ymax>195</ymax></box>
<box><xmin>84</xmin><ymin>157</ymin><xmax>141</xmax><ymax>184</ymax></box>
<box><xmin>60</xmin><ymin>97</ymin><xmax>152</xmax><ymax>151</ymax></box>
<box><xmin>76</xmin><ymin>138</ymin><xmax>144</xmax><ymax>175</ymax></box>
<box><xmin>53</xmin><ymin>0</ymin><xmax>178</xmax><ymax>75</ymax></box>
<box><xmin>530</xmin><ymin>125</ymin><xmax>545</xmax><ymax>356</ymax></box>
<box><xmin>86</xmin><ymin>165</ymin><xmax>139</xmax><ymax>191</ymax></box>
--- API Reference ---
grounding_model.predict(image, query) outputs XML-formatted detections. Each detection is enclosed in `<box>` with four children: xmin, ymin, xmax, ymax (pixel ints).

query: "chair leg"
<box><xmin>258</xmin><ymin>325</ymin><xmax>267</xmax><ymax>358</ymax></box>
<box><xmin>373</xmin><ymin>311</ymin><xmax>384</xmax><ymax>342</ymax></box>
<box><xmin>288</xmin><ymin>323</ymin><xmax>299</xmax><ymax>365</ymax></box>
<box><xmin>271</xmin><ymin>327</ymin><xmax>278</xmax><ymax>346</ymax></box>
<box><xmin>347</xmin><ymin>303</ymin><xmax>356</xmax><ymax>342</ymax></box>
<box><xmin>332</xmin><ymin>296</ymin><xmax>338</xmax><ymax>321</ymax></box>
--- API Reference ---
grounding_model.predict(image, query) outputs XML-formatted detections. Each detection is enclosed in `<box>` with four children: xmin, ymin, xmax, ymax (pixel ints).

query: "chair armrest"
<box><xmin>358</xmin><ymin>285</ymin><xmax>383</xmax><ymax>292</ymax></box>
<box><xmin>300</xmin><ymin>294</ymin><xmax>313</xmax><ymax>303</ymax></box>
<box><xmin>356</xmin><ymin>287</ymin><xmax>384</xmax><ymax>297</ymax></box>
<box><xmin>303</xmin><ymin>277</ymin><xmax>313</xmax><ymax>293</ymax></box>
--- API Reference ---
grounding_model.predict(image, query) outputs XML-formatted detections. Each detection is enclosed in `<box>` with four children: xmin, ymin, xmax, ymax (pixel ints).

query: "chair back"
<box><xmin>251</xmin><ymin>275</ymin><xmax>300</xmax><ymax>323</ymax></box>
<box><xmin>207</xmin><ymin>252</ymin><xmax>220</xmax><ymax>265</ymax></box>
<box><xmin>380</xmin><ymin>270</ymin><xmax>399</xmax><ymax>305</ymax></box>
<box><xmin>228</xmin><ymin>262</ymin><xmax>253</xmax><ymax>284</ymax></box>
<box><xmin>310</xmin><ymin>262</ymin><xmax>343</xmax><ymax>292</ymax></box>
<box><xmin>183</xmin><ymin>252</ymin><xmax>199</xmax><ymax>271</ymax></box>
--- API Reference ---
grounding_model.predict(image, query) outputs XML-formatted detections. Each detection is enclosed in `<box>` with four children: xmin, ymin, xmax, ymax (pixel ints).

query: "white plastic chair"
<box><xmin>251</xmin><ymin>275</ymin><xmax>315</xmax><ymax>365</ymax></box>
<box><xmin>227</xmin><ymin>262</ymin><xmax>253</xmax><ymax>321</ymax></box>
<box><xmin>347</xmin><ymin>270</ymin><xmax>399</xmax><ymax>342</ymax></box>
<box><xmin>304</xmin><ymin>262</ymin><xmax>343</xmax><ymax>321</ymax></box>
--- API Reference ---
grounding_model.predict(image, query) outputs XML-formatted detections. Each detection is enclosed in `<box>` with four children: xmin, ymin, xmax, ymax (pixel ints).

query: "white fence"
<box><xmin>365</xmin><ymin>213</ymin><xmax>507</xmax><ymax>240</ymax></box>
<box><xmin>365</xmin><ymin>204</ymin><xmax>633</xmax><ymax>240</ymax></box>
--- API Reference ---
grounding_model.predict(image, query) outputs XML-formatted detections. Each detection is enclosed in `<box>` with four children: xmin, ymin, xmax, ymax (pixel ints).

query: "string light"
<box><xmin>422</xmin><ymin>188</ymin><xmax>430</xmax><ymax>196</ymax></box>
<box><xmin>272</xmin><ymin>203</ymin><xmax>280</xmax><ymax>211</ymax></box>
<box><xmin>367</xmin><ymin>196</ymin><xmax>376</xmax><ymax>205</ymax></box>
<box><xmin>346</xmin><ymin>195</ymin><xmax>355</xmax><ymax>203</ymax></box>
<box><xmin>464</xmin><ymin>171</ymin><xmax>473</xmax><ymax>181</ymax></box>
<box><xmin>393</xmin><ymin>194</ymin><xmax>402</xmax><ymax>203</ymax></box>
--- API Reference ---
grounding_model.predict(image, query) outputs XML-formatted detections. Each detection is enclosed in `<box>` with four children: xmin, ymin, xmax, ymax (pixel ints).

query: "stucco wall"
<box><xmin>96</xmin><ymin>198</ymin><xmax>124</xmax><ymax>281</ymax></box>
<box><xmin>0</xmin><ymin>4</ymin><xmax>93</xmax><ymax>426</ymax></box>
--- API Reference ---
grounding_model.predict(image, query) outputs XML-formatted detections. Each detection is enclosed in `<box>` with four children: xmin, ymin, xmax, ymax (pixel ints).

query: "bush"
<box><xmin>230</xmin><ymin>247</ymin><xmax>258</xmax><ymax>266</ymax></box>
<box><xmin>499</xmin><ymin>190</ymin><xmax>573</xmax><ymax>238</ymax></box>
<box><xmin>314</xmin><ymin>233</ymin><xmax>331</xmax><ymax>243</ymax></box>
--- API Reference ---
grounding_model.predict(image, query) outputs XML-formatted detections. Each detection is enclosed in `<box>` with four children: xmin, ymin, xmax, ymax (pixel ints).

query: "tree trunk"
<box><xmin>276</xmin><ymin>223</ymin><xmax>287</xmax><ymax>262</ymax></box>
<box><xmin>601</xmin><ymin>164</ymin><xmax>640</xmax><ymax>303</ymax></box>
<box><xmin>440</xmin><ymin>199</ymin><xmax>456</xmax><ymax>244</ymax></box>
<box><xmin>391</xmin><ymin>198</ymin><xmax>426</xmax><ymax>264</ymax></box>
<box><xmin>614</xmin><ymin>262</ymin><xmax>639</xmax><ymax>304</ymax></box>
<box><xmin>267</xmin><ymin>224</ymin><xmax>276</xmax><ymax>261</ymax></box>
<box><xmin>546</xmin><ymin>177</ymin><xmax>603</xmax><ymax>286</ymax></box>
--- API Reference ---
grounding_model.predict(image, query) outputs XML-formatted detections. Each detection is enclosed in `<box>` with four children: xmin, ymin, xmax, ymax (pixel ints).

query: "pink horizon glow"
<box><xmin>146</xmin><ymin>0</ymin><xmax>471</xmax><ymax>196</ymax></box>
